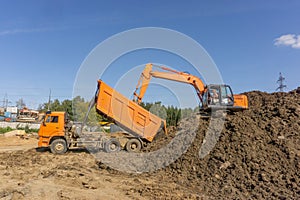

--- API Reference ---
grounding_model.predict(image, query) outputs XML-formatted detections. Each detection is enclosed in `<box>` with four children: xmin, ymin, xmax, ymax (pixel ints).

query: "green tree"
<box><xmin>38</xmin><ymin>96</ymin><xmax>102</xmax><ymax>124</ymax></box>
<box><xmin>51</xmin><ymin>99</ymin><xmax>61</xmax><ymax>111</ymax></box>
<box><xmin>61</xmin><ymin>99</ymin><xmax>73</xmax><ymax>120</ymax></box>
<box><xmin>140</xmin><ymin>101</ymin><xmax>184</xmax><ymax>127</ymax></box>
<box><xmin>72</xmin><ymin>96</ymin><xmax>102</xmax><ymax>125</ymax></box>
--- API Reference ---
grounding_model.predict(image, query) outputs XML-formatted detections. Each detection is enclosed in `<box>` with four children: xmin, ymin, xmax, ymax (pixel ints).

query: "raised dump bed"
<box><xmin>95</xmin><ymin>80</ymin><xmax>167</xmax><ymax>142</ymax></box>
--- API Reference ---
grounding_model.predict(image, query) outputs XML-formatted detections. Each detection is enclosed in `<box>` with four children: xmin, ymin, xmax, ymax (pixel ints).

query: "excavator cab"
<box><xmin>202</xmin><ymin>84</ymin><xmax>234</xmax><ymax>110</ymax></box>
<box><xmin>202</xmin><ymin>84</ymin><xmax>248</xmax><ymax>112</ymax></box>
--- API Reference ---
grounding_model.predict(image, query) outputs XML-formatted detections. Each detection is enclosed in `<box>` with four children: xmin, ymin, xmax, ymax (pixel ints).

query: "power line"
<box><xmin>276</xmin><ymin>72</ymin><xmax>287</xmax><ymax>92</ymax></box>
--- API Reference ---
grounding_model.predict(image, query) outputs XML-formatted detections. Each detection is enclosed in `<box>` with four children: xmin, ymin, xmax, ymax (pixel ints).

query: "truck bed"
<box><xmin>95</xmin><ymin>80</ymin><xmax>166</xmax><ymax>142</ymax></box>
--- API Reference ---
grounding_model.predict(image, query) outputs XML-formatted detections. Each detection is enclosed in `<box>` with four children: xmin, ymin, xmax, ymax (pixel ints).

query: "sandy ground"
<box><xmin>0</xmin><ymin>136</ymin><xmax>37</xmax><ymax>152</ymax></box>
<box><xmin>0</xmin><ymin>136</ymin><xmax>135</xmax><ymax>200</ymax></box>
<box><xmin>0</xmin><ymin>135</ymin><xmax>202</xmax><ymax>200</ymax></box>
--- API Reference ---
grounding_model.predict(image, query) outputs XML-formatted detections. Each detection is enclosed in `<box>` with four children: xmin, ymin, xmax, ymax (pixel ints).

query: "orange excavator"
<box><xmin>133</xmin><ymin>63</ymin><xmax>248</xmax><ymax>113</ymax></box>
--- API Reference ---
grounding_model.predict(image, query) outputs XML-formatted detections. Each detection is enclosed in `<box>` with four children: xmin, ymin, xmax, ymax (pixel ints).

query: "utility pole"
<box><xmin>47</xmin><ymin>89</ymin><xmax>51</xmax><ymax>111</ymax></box>
<box><xmin>1</xmin><ymin>94</ymin><xmax>5</xmax><ymax>108</ymax></box>
<box><xmin>276</xmin><ymin>72</ymin><xmax>287</xmax><ymax>92</ymax></box>
<box><xmin>2</xmin><ymin>93</ymin><xmax>11</xmax><ymax>108</ymax></box>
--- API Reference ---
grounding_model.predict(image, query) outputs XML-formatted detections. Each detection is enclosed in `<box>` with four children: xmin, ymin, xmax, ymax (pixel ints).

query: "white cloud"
<box><xmin>0</xmin><ymin>27</ymin><xmax>65</xmax><ymax>36</ymax></box>
<box><xmin>0</xmin><ymin>28</ymin><xmax>41</xmax><ymax>36</ymax></box>
<box><xmin>274</xmin><ymin>34</ymin><xmax>300</xmax><ymax>49</ymax></box>
<box><xmin>292</xmin><ymin>36</ymin><xmax>300</xmax><ymax>48</ymax></box>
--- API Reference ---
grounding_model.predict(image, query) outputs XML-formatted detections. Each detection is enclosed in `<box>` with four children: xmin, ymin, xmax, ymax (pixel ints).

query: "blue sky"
<box><xmin>0</xmin><ymin>0</ymin><xmax>299</xmax><ymax>109</ymax></box>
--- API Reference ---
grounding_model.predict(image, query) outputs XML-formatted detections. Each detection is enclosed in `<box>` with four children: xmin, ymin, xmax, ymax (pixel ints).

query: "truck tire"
<box><xmin>125</xmin><ymin>139</ymin><xmax>142</xmax><ymax>153</ymax></box>
<box><xmin>104</xmin><ymin>138</ymin><xmax>121</xmax><ymax>153</ymax></box>
<box><xmin>50</xmin><ymin>139</ymin><xmax>67</xmax><ymax>154</ymax></box>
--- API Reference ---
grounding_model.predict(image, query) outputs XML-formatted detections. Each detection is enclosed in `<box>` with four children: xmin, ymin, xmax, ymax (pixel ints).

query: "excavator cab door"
<box><xmin>220</xmin><ymin>85</ymin><xmax>234</xmax><ymax>106</ymax></box>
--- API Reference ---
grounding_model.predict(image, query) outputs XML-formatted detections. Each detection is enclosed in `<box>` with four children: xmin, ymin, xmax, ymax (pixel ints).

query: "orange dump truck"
<box><xmin>38</xmin><ymin>80</ymin><xmax>167</xmax><ymax>154</ymax></box>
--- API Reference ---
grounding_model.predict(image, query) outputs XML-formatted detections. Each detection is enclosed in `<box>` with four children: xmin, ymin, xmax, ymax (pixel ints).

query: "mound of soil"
<box><xmin>129</xmin><ymin>90</ymin><xmax>300</xmax><ymax>199</ymax></box>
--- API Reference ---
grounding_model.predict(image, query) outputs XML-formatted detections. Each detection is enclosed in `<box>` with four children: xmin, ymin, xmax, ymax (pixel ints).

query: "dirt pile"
<box><xmin>132</xmin><ymin>90</ymin><xmax>300</xmax><ymax>199</ymax></box>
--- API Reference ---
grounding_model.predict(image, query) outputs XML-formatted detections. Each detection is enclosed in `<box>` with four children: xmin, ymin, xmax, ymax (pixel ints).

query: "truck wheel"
<box><xmin>104</xmin><ymin>138</ymin><xmax>121</xmax><ymax>153</ymax></box>
<box><xmin>125</xmin><ymin>139</ymin><xmax>142</xmax><ymax>153</ymax></box>
<box><xmin>50</xmin><ymin>139</ymin><xmax>67</xmax><ymax>154</ymax></box>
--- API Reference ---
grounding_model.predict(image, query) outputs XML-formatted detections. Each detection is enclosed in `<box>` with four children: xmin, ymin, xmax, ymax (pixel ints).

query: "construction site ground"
<box><xmin>0</xmin><ymin>89</ymin><xmax>299</xmax><ymax>199</ymax></box>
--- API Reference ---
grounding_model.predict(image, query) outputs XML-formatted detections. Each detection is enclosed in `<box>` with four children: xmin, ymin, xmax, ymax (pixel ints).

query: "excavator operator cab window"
<box><xmin>220</xmin><ymin>85</ymin><xmax>234</xmax><ymax>106</ymax></box>
<box><xmin>208</xmin><ymin>87</ymin><xmax>220</xmax><ymax>105</ymax></box>
<box><xmin>207</xmin><ymin>85</ymin><xmax>234</xmax><ymax>106</ymax></box>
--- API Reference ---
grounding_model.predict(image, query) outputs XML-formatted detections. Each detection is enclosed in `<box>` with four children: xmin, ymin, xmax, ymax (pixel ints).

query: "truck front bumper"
<box><xmin>38</xmin><ymin>137</ymin><xmax>50</xmax><ymax>147</ymax></box>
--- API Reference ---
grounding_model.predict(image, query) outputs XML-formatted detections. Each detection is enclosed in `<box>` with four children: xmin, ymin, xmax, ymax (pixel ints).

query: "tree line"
<box><xmin>38</xmin><ymin>96</ymin><xmax>101</xmax><ymax>125</ymax></box>
<box><xmin>139</xmin><ymin>101</ymin><xmax>196</xmax><ymax>127</ymax></box>
<box><xmin>39</xmin><ymin>98</ymin><xmax>196</xmax><ymax>127</ymax></box>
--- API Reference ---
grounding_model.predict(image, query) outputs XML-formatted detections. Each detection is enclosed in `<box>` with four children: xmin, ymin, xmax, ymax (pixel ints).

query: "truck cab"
<box><xmin>38</xmin><ymin>111</ymin><xmax>68</xmax><ymax>154</ymax></box>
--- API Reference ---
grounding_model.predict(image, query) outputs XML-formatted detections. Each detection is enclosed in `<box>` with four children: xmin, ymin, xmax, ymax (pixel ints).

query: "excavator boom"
<box><xmin>133</xmin><ymin>63</ymin><xmax>248</xmax><ymax>112</ymax></box>
<box><xmin>133</xmin><ymin>63</ymin><xmax>206</xmax><ymax>104</ymax></box>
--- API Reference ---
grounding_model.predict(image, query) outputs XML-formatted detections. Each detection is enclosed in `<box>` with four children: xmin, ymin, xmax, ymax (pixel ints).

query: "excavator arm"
<box><xmin>133</xmin><ymin>63</ymin><xmax>206</xmax><ymax>104</ymax></box>
<box><xmin>133</xmin><ymin>63</ymin><xmax>248</xmax><ymax>112</ymax></box>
